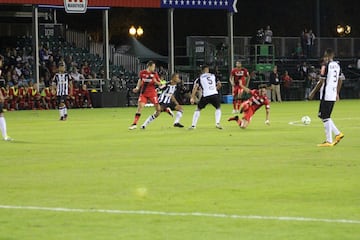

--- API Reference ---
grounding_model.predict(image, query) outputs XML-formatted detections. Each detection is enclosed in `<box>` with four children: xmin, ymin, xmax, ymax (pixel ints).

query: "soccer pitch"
<box><xmin>1</xmin><ymin>100</ymin><xmax>359</xmax><ymax>240</ymax></box>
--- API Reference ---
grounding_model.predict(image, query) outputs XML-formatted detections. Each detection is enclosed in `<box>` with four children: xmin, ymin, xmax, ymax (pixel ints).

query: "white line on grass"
<box><xmin>0</xmin><ymin>205</ymin><xmax>359</xmax><ymax>224</ymax></box>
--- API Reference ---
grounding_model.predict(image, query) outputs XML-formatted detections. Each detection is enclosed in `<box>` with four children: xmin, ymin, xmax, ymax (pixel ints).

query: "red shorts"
<box><xmin>242</xmin><ymin>102</ymin><xmax>255</xmax><ymax>122</ymax></box>
<box><xmin>138</xmin><ymin>93</ymin><xmax>159</xmax><ymax>105</ymax></box>
<box><xmin>233</xmin><ymin>85</ymin><xmax>244</xmax><ymax>96</ymax></box>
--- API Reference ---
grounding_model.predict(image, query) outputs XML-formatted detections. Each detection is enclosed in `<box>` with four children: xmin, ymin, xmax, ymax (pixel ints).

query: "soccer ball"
<box><xmin>301</xmin><ymin>116</ymin><xmax>311</xmax><ymax>125</ymax></box>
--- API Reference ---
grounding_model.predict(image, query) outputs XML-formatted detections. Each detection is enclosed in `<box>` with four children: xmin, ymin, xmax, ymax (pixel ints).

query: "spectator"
<box><xmin>81</xmin><ymin>61</ymin><xmax>92</xmax><ymax>79</ymax></box>
<box><xmin>43</xmin><ymin>83</ymin><xmax>57</xmax><ymax>109</ymax></box>
<box><xmin>264</xmin><ymin>25</ymin><xmax>273</xmax><ymax>44</ymax></box>
<box><xmin>0</xmin><ymin>84</ymin><xmax>9</xmax><ymax>110</ymax></box>
<box><xmin>306</xmin><ymin>29</ymin><xmax>316</xmax><ymax>58</ymax></box>
<box><xmin>70</xmin><ymin>67</ymin><xmax>85</xmax><ymax>82</ymax></box>
<box><xmin>79</xmin><ymin>84</ymin><xmax>92</xmax><ymax>108</ymax></box>
<box><xmin>298</xmin><ymin>62</ymin><xmax>308</xmax><ymax>80</ymax></box>
<box><xmin>27</xmin><ymin>81</ymin><xmax>42</xmax><ymax>110</ymax></box>
<box><xmin>305</xmin><ymin>66</ymin><xmax>317</xmax><ymax>100</ymax></box>
<box><xmin>281</xmin><ymin>70</ymin><xmax>293</xmax><ymax>101</ymax></box>
<box><xmin>269</xmin><ymin>65</ymin><xmax>282</xmax><ymax>102</ymax></box>
<box><xmin>300</xmin><ymin>29</ymin><xmax>307</xmax><ymax>57</ymax></box>
<box><xmin>39</xmin><ymin>61</ymin><xmax>51</xmax><ymax>87</ymax></box>
<box><xmin>256</xmin><ymin>28</ymin><xmax>265</xmax><ymax>44</ymax></box>
<box><xmin>292</xmin><ymin>42</ymin><xmax>303</xmax><ymax>59</ymax></box>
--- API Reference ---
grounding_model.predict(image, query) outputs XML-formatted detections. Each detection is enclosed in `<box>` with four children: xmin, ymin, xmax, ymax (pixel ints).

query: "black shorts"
<box><xmin>198</xmin><ymin>94</ymin><xmax>221</xmax><ymax>110</ymax></box>
<box><xmin>160</xmin><ymin>102</ymin><xmax>176</xmax><ymax>111</ymax></box>
<box><xmin>0</xmin><ymin>102</ymin><xmax>3</xmax><ymax>114</ymax></box>
<box><xmin>57</xmin><ymin>95</ymin><xmax>68</xmax><ymax>105</ymax></box>
<box><xmin>318</xmin><ymin>100</ymin><xmax>335</xmax><ymax>119</ymax></box>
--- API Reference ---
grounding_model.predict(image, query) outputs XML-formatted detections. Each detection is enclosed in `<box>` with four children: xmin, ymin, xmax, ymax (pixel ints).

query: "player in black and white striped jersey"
<box><xmin>53</xmin><ymin>62</ymin><xmax>72</xmax><ymax>121</ymax></box>
<box><xmin>141</xmin><ymin>73</ymin><xmax>185</xmax><ymax>129</ymax></box>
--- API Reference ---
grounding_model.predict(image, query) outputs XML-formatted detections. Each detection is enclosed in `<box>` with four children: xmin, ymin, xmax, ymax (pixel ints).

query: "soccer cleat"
<box><xmin>64</xmin><ymin>114</ymin><xmax>68</xmax><ymax>120</ymax></box>
<box><xmin>3</xmin><ymin>136</ymin><xmax>13</xmax><ymax>141</ymax></box>
<box><xmin>174</xmin><ymin>122</ymin><xmax>184</xmax><ymax>128</ymax></box>
<box><xmin>334</xmin><ymin>132</ymin><xmax>344</xmax><ymax>145</ymax></box>
<box><xmin>59</xmin><ymin>116</ymin><xmax>64</xmax><ymax>121</ymax></box>
<box><xmin>228</xmin><ymin>116</ymin><xmax>239</xmax><ymax>121</ymax></box>
<box><xmin>166</xmin><ymin>107</ymin><xmax>174</xmax><ymax>117</ymax></box>
<box><xmin>140</xmin><ymin>125</ymin><xmax>146</xmax><ymax>130</ymax></box>
<box><xmin>317</xmin><ymin>141</ymin><xmax>334</xmax><ymax>147</ymax></box>
<box><xmin>188</xmin><ymin>125</ymin><xmax>196</xmax><ymax>130</ymax></box>
<box><xmin>128</xmin><ymin>124</ymin><xmax>137</xmax><ymax>130</ymax></box>
<box><xmin>216</xmin><ymin>123</ymin><xmax>223</xmax><ymax>130</ymax></box>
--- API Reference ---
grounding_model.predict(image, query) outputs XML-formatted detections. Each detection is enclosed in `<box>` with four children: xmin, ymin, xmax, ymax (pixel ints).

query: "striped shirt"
<box><xmin>158</xmin><ymin>84</ymin><xmax>177</xmax><ymax>104</ymax></box>
<box><xmin>54</xmin><ymin>73</ymin><xmax>71</xmax><ymax>96</ymax></box>
<box><xmin>320</xmin><ymin>60</ymin><xmax>341</xmax><ymax>101</ymax></box>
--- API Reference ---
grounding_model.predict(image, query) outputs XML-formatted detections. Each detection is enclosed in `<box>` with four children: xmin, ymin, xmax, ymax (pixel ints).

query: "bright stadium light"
<box><xmin>337</xmin><ymin>24</ymin><xmax>351</xmax><ymax>36</ymax></box>
<box><xmin>136</xmin><ymin>26</ymin><xmax>144</xmax><ymax>36</ymax></box>
<box><xmin>345</xmin><ymin>25</ymin><xmax>351</xmax><ymax>34</ymax></box>
<box><xmin>129</xmin><ymin>26</ymin><xmax>144</xmax><ymax>37</ymax></box>
<box><xmin>129</xmin><ymin>26</ymin><xmax>136</xmax><ymax>36</ymax></box>
<box><xmin>336</xmin><ymin>25</ymin><xmax>344</xmax><ymax>35</ymax></box>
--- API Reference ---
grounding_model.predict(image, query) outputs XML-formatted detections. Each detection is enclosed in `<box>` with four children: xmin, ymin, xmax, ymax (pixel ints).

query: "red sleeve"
<box><xmin>230</xmin><ymin>69</ymin><xmax>235</xmax><ymax>76</ymax></box>
<box><xmin>154</xmin><ymin>72</ymin><xmax>160</xmax><ymax>81</ymax></box>
<box><xmin>244</xmin><ymin>69</ymin><xmax>249</xmax><ymax>77</ymax></box>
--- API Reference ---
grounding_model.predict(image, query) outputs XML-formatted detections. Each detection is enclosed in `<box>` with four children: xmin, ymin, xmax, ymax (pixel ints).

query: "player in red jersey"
<box><xmin>228</xmin><ymin>84</ymin><xmax>270</xmax><ymax>129</ymax></box>
<box><xmin>229</xmin><ymin>60</ymin><xmax>250</xmax><ymax>114</ymax></box>
<box><xmin>129</xmin><ymin>60</ymin><xmax>162</xmax><ymax>130</ymax></box>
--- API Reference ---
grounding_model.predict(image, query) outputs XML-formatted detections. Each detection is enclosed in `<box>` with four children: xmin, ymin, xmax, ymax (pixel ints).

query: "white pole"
<box><xmin>168</xmin><ymin>8</ymin><xmax>175</xmax><ymax>75</ymax></box>
<box><xmin>103</xmin><ymin>9</ymin><xmax>110</xmax><ymax>92</ymax></box>
<box><xmin>32</xmin><ymin>5</ymin><xmax>40</xmax><ymax>91</ymax></box>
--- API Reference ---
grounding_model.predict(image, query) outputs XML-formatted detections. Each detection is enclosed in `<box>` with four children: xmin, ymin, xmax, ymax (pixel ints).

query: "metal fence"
<box><xmin>187</xmin><ymin>36</ymin><xmax>360</xmax><ymax>62</ymax></box>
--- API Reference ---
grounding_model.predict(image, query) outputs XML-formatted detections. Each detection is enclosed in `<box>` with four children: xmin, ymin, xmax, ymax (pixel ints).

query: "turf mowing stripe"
<box><xmin>0</xmin><ymin>205</ymin><xmax>359</xmax><ymax>224</ymax></box>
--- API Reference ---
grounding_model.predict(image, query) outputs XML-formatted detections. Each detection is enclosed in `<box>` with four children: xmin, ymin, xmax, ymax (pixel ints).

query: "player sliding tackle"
<box><xmin>228</xmin><ymin>84</ymin><xmax>270</xmax><ymax>129</ymax></box>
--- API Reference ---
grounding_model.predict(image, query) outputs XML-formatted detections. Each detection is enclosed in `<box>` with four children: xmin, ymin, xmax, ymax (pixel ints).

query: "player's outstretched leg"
<box><xmin>173</xmin><ymin>110</ymin><xmax>184</xmax><ymax>128</ymax></box>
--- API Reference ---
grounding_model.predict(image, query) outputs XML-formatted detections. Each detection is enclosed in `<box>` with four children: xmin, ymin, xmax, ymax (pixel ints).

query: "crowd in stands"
<box><xmin>0</xmin><ymin>36</ymin><xmax>98</xmax><ymax>110</ymax></box>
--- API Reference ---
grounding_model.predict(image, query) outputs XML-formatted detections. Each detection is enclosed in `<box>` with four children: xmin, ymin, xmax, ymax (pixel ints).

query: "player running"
<box><xmin>228</xmin><ymin>84</ymin><xmax>270</xmax><ymax>129</ymax></box>
<box><xmin>129</xmin><ymin>61</ymin><xmax>162</xmax><ymax>130</ymax></box>
<box><xmin>229</xmin><ymin>60</ymin><xmax>250</xmax><ymax>114</ymax></box>
<box><xmin>140</xmin><ymin>73</ymin><xmax>185</xmax><ymax>129</ymax></box>
<box><xmin>309</xmin><ymin>48</ymin><xmax>344</xmax><ymax>147</ymax></box>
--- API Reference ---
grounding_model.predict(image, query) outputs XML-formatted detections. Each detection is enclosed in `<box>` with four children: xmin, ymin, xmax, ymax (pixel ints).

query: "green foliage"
<box><xmin>0</xmin><ymin>100</ymin><xmax>359</xmax><ymax>239</ymax></box>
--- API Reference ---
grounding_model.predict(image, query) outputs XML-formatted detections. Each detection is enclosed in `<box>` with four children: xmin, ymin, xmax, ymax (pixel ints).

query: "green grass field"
<box><xmin>1</xmin><ymin>100</ymin><xmax>359</xmax><ymax>240</ymax></box>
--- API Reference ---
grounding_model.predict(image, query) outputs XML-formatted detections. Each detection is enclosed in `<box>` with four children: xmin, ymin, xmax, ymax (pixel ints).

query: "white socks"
<box><xmin>192</xmin><ymin>110</ymin><xmax>200</xmax><ymax>127</ymax></box>
<box><xmin>191</xmin><ymin>109</ymin><xmax>222</xmax><ymax>127</ymax></box>
<box><xmin>323</xmin><ymin>118</ymin><xmax>341</xmax><ymax>143</ymax></box>
<box><xmin>215</xmin><ymin>109</ymin><xmax>221</xmax><ymax>125</ymax></box>
<box><xmin>142</xmin><ymin>114</ymin><xmax>157</xmax><ymax>127</ymax></box>
<box><xmin>174</xmin><ymin>111</ymin><xmax>183</xmax><ymax>124</ymax></box>
<box><xmin>0</xmin><ymin>116</ymin><xmax>7</xmax><ymax>138</ymax></box>
<box><xmin>329</xmin><ymin>118</ymin><xmax>340</xmax><ymax>136</ymax></box>
<box><xmin>323</xmin><ymin>119</ymin><xmax>332</xmax><ymax>143</ymax></box>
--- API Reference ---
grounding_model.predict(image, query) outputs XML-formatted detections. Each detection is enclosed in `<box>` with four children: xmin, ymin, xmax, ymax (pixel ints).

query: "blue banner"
<box><xmin>161</xmin><ymin>0</ymin><xmax>237</xmax><ymax>13</ymax></box>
